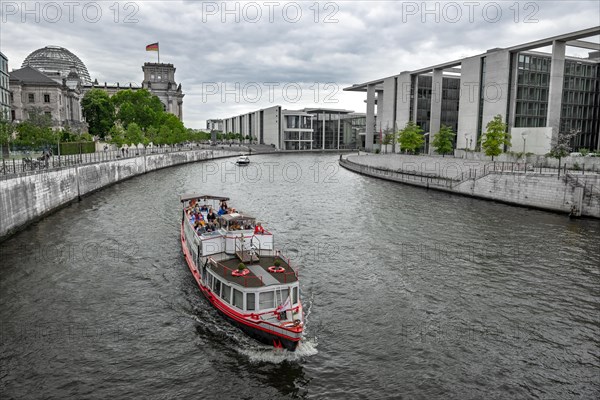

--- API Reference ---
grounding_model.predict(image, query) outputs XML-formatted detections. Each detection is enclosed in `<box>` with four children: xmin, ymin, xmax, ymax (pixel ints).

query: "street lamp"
<box><xmin>521</xmin><ymin>131</ymin><xmax>528</xmax><ymax>155</ymax></box>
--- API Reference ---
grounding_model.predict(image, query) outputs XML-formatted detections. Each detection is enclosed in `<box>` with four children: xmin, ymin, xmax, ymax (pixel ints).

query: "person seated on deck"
<box><xmin>207</xmin><ymin>208</ymin><xmax>217</xmax><ymax>223</ymax></box>
<box><xmin>200</xmin><ymin>204</ymin><xmax>208</xmax><ymax>212</ymax></box>
<box><xmin>218</xmin><ymin>206</ymin><xmax>227</xmax><ymax>216</ymax></box>
<box><xmin>220</xmin><ymin>200</ymin><xmax>228</xmax><ymax>210</ymax></box>
<box><xmin>254</xmin><ymin>223</ymin><xmax>265</xmax><ymax>234</ymax></box>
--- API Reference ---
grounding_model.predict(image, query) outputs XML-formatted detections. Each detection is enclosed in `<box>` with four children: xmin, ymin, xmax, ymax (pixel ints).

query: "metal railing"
<box><xmin>0</xmin><ymin>144</ymin><xmax>245</xmax><ymax>180</ymax></box>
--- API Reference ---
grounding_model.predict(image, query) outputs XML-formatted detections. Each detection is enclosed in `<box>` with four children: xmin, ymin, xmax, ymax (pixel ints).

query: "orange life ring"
<box><xmin>232</xmin><ymin>269</ymin><xmax>250</xmax><ymax>277</ymax></box>
<box><xmin>267</xmin><ymin>266</ymin><xmax>285</xmax><ymax>273</ymax></box>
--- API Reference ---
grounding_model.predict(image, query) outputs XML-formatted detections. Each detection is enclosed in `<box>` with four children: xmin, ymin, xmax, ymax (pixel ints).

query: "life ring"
<box><xmin>232</xmin><ymin>269</ymin><xmax>250</xmax><ymax>277</ymax></box>
<box><xmin>268</xmin><ymin>266</ymin><xmax>285</xmax><ymax>273</ymax></box>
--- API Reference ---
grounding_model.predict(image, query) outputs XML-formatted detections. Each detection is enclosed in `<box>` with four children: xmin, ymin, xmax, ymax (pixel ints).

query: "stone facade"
<box><xmin>9</xmin><ymin>66</ymin><xmax>86</xmax><ymax>131</ymax></box>
<box><xmin>141</xmin><ymin>63</ymin><xmax>184</xmax><ymax>120</ymax></box>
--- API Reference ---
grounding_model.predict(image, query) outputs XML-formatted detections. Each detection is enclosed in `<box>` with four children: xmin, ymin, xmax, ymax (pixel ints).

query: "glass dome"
<box><xmin>22</xmin><ymin>45</ymin><xmax>91</xmax><ymax>85</ymax></box>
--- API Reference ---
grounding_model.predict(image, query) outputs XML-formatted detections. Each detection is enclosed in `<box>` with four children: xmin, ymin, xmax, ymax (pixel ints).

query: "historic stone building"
<box><xmin>9</xmin><ymin>65</ymin><xmax>86</xmax><ymax>131</ymax></box>
<box><xmin>8</xmin><ymin>46</ymin><xmax>185</xmax><ymax>132</ymax></box>
<box><xmin>141</xmin><ymin>63</ymin><xmax>184</xmax><ymax>120</ymax></box>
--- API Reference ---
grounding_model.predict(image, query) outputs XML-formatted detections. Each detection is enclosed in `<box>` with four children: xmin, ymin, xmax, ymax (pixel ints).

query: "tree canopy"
<box><xmin>481</xmin><ymin>115</ymin><xmax>510</xmax><ymax>160</ymax></box>
<box><xmin>81</xmin><ymin>89</ymin><xmax>115</xmax><ymax>139</ymax></box>
<box><xmin>431</xmin><ymin>125</ymin><xmax>455</xmax><ymax>157</ymax></box>
<box><xmin>397</xmin><ymin>121</ymin><xmax>424</xmax><ymax>154</ymax></box>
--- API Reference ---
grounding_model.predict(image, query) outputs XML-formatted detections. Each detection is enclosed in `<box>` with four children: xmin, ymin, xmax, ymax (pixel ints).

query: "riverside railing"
<box><xmin>0</xmin><ymin>144</ymin><xmax>242</xmax><ymax>180</ymax></box>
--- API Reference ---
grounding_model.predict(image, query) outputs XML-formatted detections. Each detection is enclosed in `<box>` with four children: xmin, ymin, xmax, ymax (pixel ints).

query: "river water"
<box><xmin>1</xmin><ymin>153</ymin><xmax>598</xmax><ymax>399</ymax></box>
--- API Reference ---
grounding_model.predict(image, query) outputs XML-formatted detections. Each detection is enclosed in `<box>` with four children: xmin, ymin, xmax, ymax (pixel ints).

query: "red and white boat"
<box><xmin>180</xmin><ymin>194</ymin><xmax>303</xmax><ymax>351</ymax></box>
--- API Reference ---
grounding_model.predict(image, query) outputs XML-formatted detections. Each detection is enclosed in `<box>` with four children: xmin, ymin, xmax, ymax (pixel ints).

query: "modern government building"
<box><xmin>345</xmin><ymin>27</ymin><xmax>600</xmax><ymax>155</ymax></box>
<box><xmin>209</xmin><ymin>107</ymin><xmax>366</xmax><ymax>150</ymax></box>
<box><xmin>4</xmin><ymin>45</ymin><xmax>184</xmax><ymax>131</ymax></box>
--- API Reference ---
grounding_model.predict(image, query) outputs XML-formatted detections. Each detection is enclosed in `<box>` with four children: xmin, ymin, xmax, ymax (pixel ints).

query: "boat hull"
<box><xmin>180</xmin><ymin>223</ymin><xmax>301</xmax><ymax>351</ymax></box>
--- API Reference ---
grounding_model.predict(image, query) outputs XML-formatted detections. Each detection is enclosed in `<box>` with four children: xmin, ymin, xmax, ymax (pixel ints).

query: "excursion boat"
<box><xmin>235</xmin><ymin>155</ymin><xmax>250</xmax><ymax>165</ymax></box>
<box><xmin>180</xmin><ymin>194</ymin><xmax>303</xmax><ymax>351</ymax></box>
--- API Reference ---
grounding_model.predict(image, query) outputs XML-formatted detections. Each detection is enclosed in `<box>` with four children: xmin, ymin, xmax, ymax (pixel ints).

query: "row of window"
<box><xmin>206</xmin><ymin>272</ymin><xmax>299</xmax><ymax>311</ymax></box>
<box><xmin>515</xmin><ymin>101</ymin><xmax>548</xmax><ymax>117</ymax></box>
<box><xmin>514</xmin><ymin>116</ymin><xmax>547</xmax><ymax>128</ymax></box>
<box><xmin>518</xmin><ymin>55</ymin><xmax>551</xmax><ymax>73</ymax></box>
<box><xmin>563</xmin><ymin>77</ymin><xmax>598</xmax><ymax>93</ymax></box>
<box><xmin>562</xmin><ymin>90</ymin><xmax>597</xmax><ymax>106</ymax></box>
<box><xmin>516</xmin><ymin>86</ymin><xmax>549</xmax><ymax>102</ymax></box>
<box><xmin>25</xmin><ymin>93</ymin><xmax>53</xmax><ymax>103</ymax></box>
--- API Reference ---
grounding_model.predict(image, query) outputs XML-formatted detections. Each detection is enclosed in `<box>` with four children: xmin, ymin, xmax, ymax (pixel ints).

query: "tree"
<box><xmin>125</xmin><ymin>122</ymin><xmax>145</xmax><ymax>147</ymax></box>
<box><xmin>481</xmin><ymin>115</ymin><xmax>510</xmax><ymax>160</ymax></box>
<box><xmin>81</xmin><ymin>89</ymin><xmax>115</xmax><ymax>139</ymax></box>
<box><xmin>548</xmin><ymin>130</ymin><xmax>577</xmax><ymax>176</ymax></box>
<box><xmin>431</xmin><ymin>125</ymin><xmax>456</xmax><ymax>157</ymax></box>
<box><xmin>108</xmin><ymin>125</ymin><xmax>126</xmax><ymax>147</ymax></box>
<box><xmin>111</xmin><ymin>89</ymin><xmax>163</xmax><ymax>131</ymax></box>
<box><xmin>397</xmin><ymin>121</ymin><xmax>424</xmax><ymax>154</ymax></box>
<box><xmin>0</xmin><ymin>116</ymin><xmax>14</xmax><ymax>158</ymax></box>
<box><xmin>381</xmin><ymin>133</ymin><xmax>394</xmax><ymax>154</ymax></box>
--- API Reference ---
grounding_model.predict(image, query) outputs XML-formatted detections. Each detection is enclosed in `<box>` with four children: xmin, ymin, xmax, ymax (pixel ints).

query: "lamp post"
<box><xmin>521</xmin><ymin>131</ymin><xmax>528</xmax><ymax>157</ymax></box>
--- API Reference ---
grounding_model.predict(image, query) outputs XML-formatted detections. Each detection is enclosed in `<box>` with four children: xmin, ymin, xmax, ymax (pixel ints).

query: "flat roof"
<box><xmin>180</xmin><ymin>194</ymin><xmax>230</xmax><ymax>202</ymax></box>
<box><xmin>344</xmin><ymin>26</ymin><xmax>600</xmax><ymax>92</ymax></box>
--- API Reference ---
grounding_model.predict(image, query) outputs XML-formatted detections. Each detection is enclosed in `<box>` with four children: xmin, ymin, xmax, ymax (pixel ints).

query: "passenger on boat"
<box><xmin>218</xmin><ymin>206</ymin><xmax>227</xmax><ymax>216</ymax></box>
<box><xmin>200</xmin><ymin>204</ymin><xmax>208</xmax><ymax>212</ymax></box>
<box><xmin>254</xmin><ymin>223</ymin><xmax>265</xmax><ymax>234</ymax></box>
<box><xmin>207</xmin><ymin>209</ymin><xmax>217</xmax><ymax>223</ymax></box>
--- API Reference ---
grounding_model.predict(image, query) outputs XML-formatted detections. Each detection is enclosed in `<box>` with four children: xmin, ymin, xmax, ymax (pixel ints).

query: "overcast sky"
<box><xmin>1</xmin><ymin>1</ymin><xmax>599</xmax><ymax>129</ymax></box>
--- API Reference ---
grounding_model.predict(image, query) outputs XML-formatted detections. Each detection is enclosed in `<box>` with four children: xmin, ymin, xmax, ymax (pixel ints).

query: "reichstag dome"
<box><xmin>22</xmin><ymin>45</ymin><xmax>92</xmax><ymax>85</ymax></box>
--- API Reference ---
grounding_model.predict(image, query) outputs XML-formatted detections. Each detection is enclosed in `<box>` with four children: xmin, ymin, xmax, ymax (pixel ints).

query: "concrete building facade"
<box><xmin>345</xmin><ymin>27</ymin><xmax>600</xmax><ymax>155</ymax></box>
<box><xmin>0</xmin><ymin>52</ymin><xmax>9</xmax><ymax>121</ymax></box>
<box><xmin>218</xmin><ymin>106</ymin><xmax>365</xmax><ymax>150</ymax></box>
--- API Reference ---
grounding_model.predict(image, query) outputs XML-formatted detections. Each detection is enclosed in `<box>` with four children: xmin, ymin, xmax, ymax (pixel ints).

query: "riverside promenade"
<box><xmin>340</xmin><ymin>154</ymin><xmax>600</xmax><ymax>218</ymax></box>
<box><xmin>0</xmin><ymin>147</ymin><xmax>244</xmax><ymax>241</ymax></box>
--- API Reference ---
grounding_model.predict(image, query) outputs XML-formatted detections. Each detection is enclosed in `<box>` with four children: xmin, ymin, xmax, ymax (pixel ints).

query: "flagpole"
<box><xmin>158</xmin><ymin>42</ymin><xmax>160</xmax><ymax>63</ymax></box>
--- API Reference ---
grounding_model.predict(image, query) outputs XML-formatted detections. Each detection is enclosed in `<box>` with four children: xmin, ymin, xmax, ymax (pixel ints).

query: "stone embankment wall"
<box><xmin>0</xmin><ymin>149</ymin><xmax>235</xmax><ymax>241</ymax></box>
<box><xmin>341</xmin><ymin>155</ymin><xmax>600</xmax><ymax>218</ymax></box>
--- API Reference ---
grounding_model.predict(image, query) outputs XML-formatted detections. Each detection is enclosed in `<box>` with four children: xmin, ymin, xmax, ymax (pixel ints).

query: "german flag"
<box><xmin>146</xmin><ymin>42</ymin><xmax>159</xmax><ymax>52</ymax></box>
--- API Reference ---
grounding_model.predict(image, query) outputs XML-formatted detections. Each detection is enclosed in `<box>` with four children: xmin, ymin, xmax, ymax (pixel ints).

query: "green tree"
<box><xmin>125</xmin><ymin>122</ymin><xmax>145</xmax><ymax>146</ymax></box>
<box><xmin>548</xmin><ymin>130</ymin><xmax>577</xmax><ymax>175</ymax></box>
<box><xmin>431</xmin><ymin>125</ymin><xmax>456</xmax><ymax>157</ymax></box>
<box><xmin>397</xmin><ymin>121</ymin><xmax>424</xmax><ymax>154</ymax></box>
<box><xmin>381</xmin><ymin>133</ymin><xmax>393</xmax><ymax>154</ymax></box>
<box><xmin>111</xmin><ymin>89</ymin><xmax>163</xmax><ymax>131</ymax></box>
<box><xmin>81</xmin><ymin>89</ymin><xmax>115</xmax><ymax>139</ymax></box>
<box><xmin>108</xmin><ymin>125</ymin><xmax>126</xmax><ymax>147</ymax></box>
<box><xmin>481</xmin><ymin>115</ymin><xmax>510</xmax><ymax>160</ymax></box>
<box><xmin>0</xmin><ymin>117</ymin><xmax>13</xmax><ymax>157</ymax></box>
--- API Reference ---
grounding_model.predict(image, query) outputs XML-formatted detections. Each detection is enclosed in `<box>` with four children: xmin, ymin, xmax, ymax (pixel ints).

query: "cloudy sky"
<box><xmin>1</xmin><ymin>0</ymin><xmax>599</xmax><ymax>129</ymax></box>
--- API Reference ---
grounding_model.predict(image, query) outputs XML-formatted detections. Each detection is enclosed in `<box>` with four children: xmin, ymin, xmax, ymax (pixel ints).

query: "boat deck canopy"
<box><xmin>180</xmin><ymin>194</ymin><xmax>230</xmax><ymax>203</ymax></box>
<box><xmin>221</xmin><ymin>213</ymin><xmax>255</xmax><ymax>222</ymax></box>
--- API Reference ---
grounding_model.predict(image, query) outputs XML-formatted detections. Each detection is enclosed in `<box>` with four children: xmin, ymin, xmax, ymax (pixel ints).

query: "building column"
<box><xmin>376</xmin><ymin>89</ymin><xmax>384</xmax><ymax>145</ymax></box>
<box><xmin>429</xmin><ymin>68</ymin><xmax>443</xmax><ymax>154</ymax></box>
<box><xmin>411</xmin><ymin>75</ymin><xmax>419</xmax><ymax>123</ymax></box>
<box><xmin>547</xmin><ymin>40</ymin><xmax>566</xmax><ymax>143</ymax></box>
<box><xmin>366</xmin><ymin>84</ymin><xmax>376</xmax><ymax>151</ymax></box>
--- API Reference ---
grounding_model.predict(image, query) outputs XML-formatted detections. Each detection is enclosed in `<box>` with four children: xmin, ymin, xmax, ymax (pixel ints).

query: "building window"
<box><xmin>11</xmin><ymin>110</ymin><xmax>15</xmax><ymax>121</ymax></box>
<box><xmin>44</xmin><ymin>94</ymin><xmax>50</xmax><ymax>103</ymax></box>
<box><xmin>28</xmin><ymin>93</ymin><xmax>35</xmax><ymax>103</ymax></box>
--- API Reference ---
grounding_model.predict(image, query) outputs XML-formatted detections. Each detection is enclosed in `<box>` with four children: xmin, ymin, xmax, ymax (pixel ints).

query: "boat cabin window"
<box><xmin>221</xmin><ymin>284</ymin><xmax>231</xmax><ymax>304</ymax></box>
<box><xmin>259</xmin><ymin>291</ymin><xmax>274</xmax><ymax>310</ymax></box>
<box><xmin>293</xmin><ymin>287</ymin><xmax>298</xmax><ymax>305</ymax></box>
<box><xmin>276</xmin><ymin>288</ymin><xmax>289</xmax><ymax>304</ymax></box>
<box><xmin>246</xmin><ymin>293</ymin><xmax>255</xmax><ymax>311</ymax></box>
<box><xmin>233</xmin><ymin>289</ymin><xmax>243</xmax><ymax>309</ymax></box>
<box><xmin>212</xmin><ymin>277</ymin><xmax>221</xmax><ymax>297</ymax></box>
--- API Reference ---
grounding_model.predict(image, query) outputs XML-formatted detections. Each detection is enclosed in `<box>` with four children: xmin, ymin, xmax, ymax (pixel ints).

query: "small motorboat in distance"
<box><xmin>235</xmin><ymin>155</ymin><xmax>250</xmax><ymax>165</ymax></box>
<box><xmin>180</xmin><ymin>194</ymin><xmax>303</xmax><ymax>351</ymax></box>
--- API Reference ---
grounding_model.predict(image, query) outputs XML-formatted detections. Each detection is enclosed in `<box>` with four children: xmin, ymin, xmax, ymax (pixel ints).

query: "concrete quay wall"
<box><xmin>341</xmin><ymin>155</ymin><xmax>600</xmax><ymax>218</ymax></box>
<box><xmin>0</xmin><ymin>149</ymin><xmax>235</xmax><ymax>241</ymax></box>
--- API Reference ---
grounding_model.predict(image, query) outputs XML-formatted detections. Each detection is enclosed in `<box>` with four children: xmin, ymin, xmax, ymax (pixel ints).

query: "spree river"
<box><xmin>1</xmin><ymin>153</ymin><xmax>598</xmax><ymax>399</ymax></box>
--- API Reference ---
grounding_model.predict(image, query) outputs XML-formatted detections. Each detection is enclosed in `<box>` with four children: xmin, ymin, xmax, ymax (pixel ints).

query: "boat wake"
<box><xmin>236</xmin><ymin>288</ymin><xmax>318</xmax><ymax>364</ymax></box>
